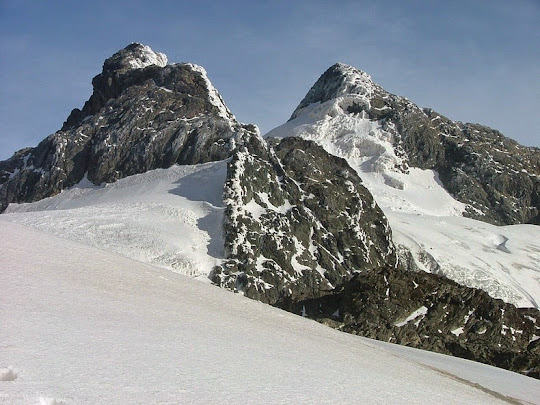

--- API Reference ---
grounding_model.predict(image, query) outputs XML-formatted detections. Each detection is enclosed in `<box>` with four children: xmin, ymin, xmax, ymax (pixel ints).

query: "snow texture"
<box><xmin>3</xmin><ymin>161</ymin><xmax>228</xmax><ymax>278</ymax></box>
<box><xmin>125</xmin><ymin>44</ymin><xmax>168</xmax><ymax>69</ymax></box>
<box><xmin>266</xmin><ymin>75</ymin><xmax>540</xmax><ymax>309</ymax></box>
<box><xmin>2</xmin><ymin>220</ymin><xmax>538</xmax><ymax>404</ymax></box>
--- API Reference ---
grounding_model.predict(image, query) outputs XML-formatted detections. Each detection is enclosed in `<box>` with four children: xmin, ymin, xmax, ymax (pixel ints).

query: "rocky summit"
<box><xmin>1</xmin><ymin>45</ymin><xmax>539</xmax><ymax>378</ymax></box>
<box><xmin>0</xmin><ymin>43</ymin><xmax>255</xmax><ymax>212</ymax></box>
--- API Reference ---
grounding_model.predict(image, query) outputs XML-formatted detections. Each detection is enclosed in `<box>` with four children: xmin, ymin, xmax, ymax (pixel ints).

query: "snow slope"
<box><xmin>2</xmin><ymin>220</ymin><xmax>538</xmax><ymax>404</ymax></box>
<box><xmin>3</xmin><ymin>161</ymin><xmax>228</xmax><ymax>278</ymax></box>
<box><xmin>266</xmin><ymin>97</ymin><xmax>540</xmax><ymax>309</ymax></box>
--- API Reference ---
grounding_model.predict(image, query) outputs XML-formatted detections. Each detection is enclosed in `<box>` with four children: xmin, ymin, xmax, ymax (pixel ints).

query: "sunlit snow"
<box><xmin>126</xmin><ymin>44</ymin><xmax>168</xmax><ymax>69</ymax></box>
<box><xmin>4</xmin><ymin>161</ymin><xmax>228</xmax><ymax>278</ymax></box>
<box><xmin>2</xmin><ymin>221</ymin><xmax>538</xmax><ymax>404</ymax></box>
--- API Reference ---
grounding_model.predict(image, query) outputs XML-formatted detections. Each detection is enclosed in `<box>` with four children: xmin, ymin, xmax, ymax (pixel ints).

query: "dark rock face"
<box><xmin>211</xmin><ymin>134</ymin><xmax>397</xmax><ymax>305</ymax></box>
<box><xmin>291</xmin><ymin>63</ymin><xmax>540</xmax><ymax>226</ymax></box>
<box><xmin>288</xmin><ymin>266</ymin><xmax>540</xmax><ymax>377</ymax></box>
<box><xmin>0</xmin><ymin>43</ymin><xmax>252</xmax><ymax>212</ymax></box>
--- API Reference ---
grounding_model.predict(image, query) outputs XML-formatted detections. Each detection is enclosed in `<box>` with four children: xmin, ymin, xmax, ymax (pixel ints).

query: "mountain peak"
<box><xmin>290</xmin><ymin>62</ymin><xmax>378</xmax><ymax>120</ymax></box>
<box><xmin>102</xmin><ymin>43</ymin><xmax>168</xmax><ymax>74</ymax></box>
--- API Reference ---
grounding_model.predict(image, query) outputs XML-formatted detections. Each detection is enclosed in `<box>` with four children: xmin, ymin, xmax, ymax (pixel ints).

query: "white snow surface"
<box><xmin>2</xmin><ymin>220</ymin><xmax>539</xmax><ymax>404</ymax></box>
<box><xmin>266</xmin><ymin>95</ymin><xmax>540</xmax><ymax>309</ymax></box>
<box><xmin>3</xmin><ymin>161</ymin><xmax>228</xmax><ymax>278</ymax></box>
<box><xmin>126</xmin><ymin>44</ymin><xmax>168</xmax><ymax>69</ymax></box>
<box><xmin>389</xmin><ymin>212</ymin><xmax>540</xmax><ymax>308</ymax></box>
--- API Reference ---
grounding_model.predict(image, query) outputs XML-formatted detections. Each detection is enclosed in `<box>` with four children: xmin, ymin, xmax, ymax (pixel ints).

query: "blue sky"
<box><xmin>1</xmin><ymin>0</ymin><xmax>538</xmax><ymax>160</ymax></box>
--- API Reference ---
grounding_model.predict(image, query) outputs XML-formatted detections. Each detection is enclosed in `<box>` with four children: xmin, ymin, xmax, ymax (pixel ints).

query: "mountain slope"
<box><xmin>4</xmin><ymin>146</ymin><xmax>539</xmax><ymax>376</ymax></box>
<box><xmin>0</xmin><ymin>43</ymin><xmax>257</xmax><ymax>212</ymax></box>
<box><xmin>267</xmin><ymin>63</ymin><xmax>540</xmax><ymax>310</ymax></box>
<box><xmin>2</xmin><ymin>46</ymin><xmax>539</xmax><ymax>379</ymax></box>
<box><xmin>3</xmin><ymin>161</ymin><xmax>227</xmax><ymax>277</ymax></box>
<box><xmin>271</xmin><ymin>63</ymin><xmax>540</xmax><ymax>226</ymax></box>
<box><xmin>2</xmin><ymin>220</ymin><xmax>539</xmax><ymax>404</ymax></box>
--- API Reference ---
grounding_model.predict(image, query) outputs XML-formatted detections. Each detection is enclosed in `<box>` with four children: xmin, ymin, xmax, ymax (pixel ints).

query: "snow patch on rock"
<box><xmin>126</xmin><ymin>43</ymin><xmax>168</xmax><ymax>69</ymax></box>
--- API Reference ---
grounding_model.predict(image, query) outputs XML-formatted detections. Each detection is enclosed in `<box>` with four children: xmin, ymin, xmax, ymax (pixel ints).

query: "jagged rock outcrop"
<box><xmin>211</xmin><ymin>134</ymin><xmax>397</xmax><ymax>305</ymax></box>
<box><xmin>0</xmin><ymin>43</ymin><xmax>255</xmax><ymax>212</ymax></box>
<box><xmin>285</xmin><ymin>63</ymin><xmax>540</xmax><ymax>226</ymax></box>
<box><xmin>288</xmin><ymin>266</ymin><xmax>540</xmax><ymax>377</ymax></box>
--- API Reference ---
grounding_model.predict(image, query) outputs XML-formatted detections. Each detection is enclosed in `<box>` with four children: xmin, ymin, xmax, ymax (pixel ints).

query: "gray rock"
<box><xmin>289</xmin><ymin>265</ymin><xmax>540</xmax><ymax>378</ymax></box>
<box><xmin>0</xmin><ymin>44</ymin><xmax>253</xmax><ymax>211</ymax></box>
<box><xmin>211</xmin><ymin>134</ymin><xmax>397</xmax><ymax>305</ymax></box>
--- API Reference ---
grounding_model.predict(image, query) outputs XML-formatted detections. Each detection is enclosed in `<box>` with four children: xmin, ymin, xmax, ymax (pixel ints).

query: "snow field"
<box><xmin>389</xmin><ymin>212</ymin><xmax>540</xmax><ymax>308</ymax></box>
<box><xmin>2</xmin><ymin>221</ymin><xmax>538</xmax><ymax>404</ymax></box>
<box><xmin>3</xmin><ymin>161</ymin><xmax>228</xmax><ymax>278</ymax></box>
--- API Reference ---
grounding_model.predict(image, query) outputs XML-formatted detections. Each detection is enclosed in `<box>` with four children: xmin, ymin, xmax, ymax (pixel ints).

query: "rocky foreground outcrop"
<box><xmin>211</xmin><ymin>134</ymin><xmax>396</xmax><ymax>305</ymax></box>
<box><xmin>286</xmin><ymin>266</ymin><xmax>540</xmax><ymax>377</ymax></box>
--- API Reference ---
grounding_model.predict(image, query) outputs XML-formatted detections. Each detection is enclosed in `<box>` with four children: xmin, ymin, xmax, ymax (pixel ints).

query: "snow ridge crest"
<box><xmin>102</xmin><ymin>43</ymin><xmax>168</xmax><ymax>74</ymax></box>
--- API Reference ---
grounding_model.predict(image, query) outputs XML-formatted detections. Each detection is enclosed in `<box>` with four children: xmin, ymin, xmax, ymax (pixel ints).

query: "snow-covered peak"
<box><xmin>185</xmin><ymin>63</ymin><xmax>236</xmax><ymax>121</ymax></box>
<box><xmin>125</xmin><ymin>43</ymin><xmax>168</xmax><ymax>69</ymax></box>
<box><xmin>103</xmin><ymin>43</ymin><xmax>168</xmax><ymax>74</ymax></box>
<box><xmin>326</xmin><ymin>62</ymin><xmax>377</xmax><ymax>97</ymax></box>
<box><xmin>266</xmin><ymin>63</ymin><xmax>540</xmax><ymax>310</ymax></box>
<box><xmin>290</xmin><ymin>63</ymin><xmax>378</xmax><ymax>120</ymax></box>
